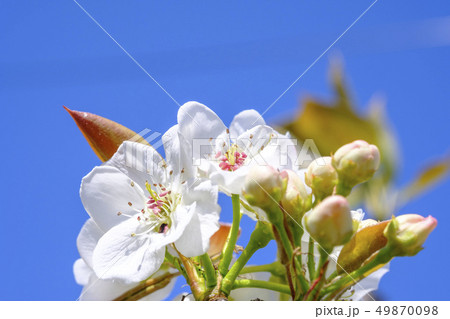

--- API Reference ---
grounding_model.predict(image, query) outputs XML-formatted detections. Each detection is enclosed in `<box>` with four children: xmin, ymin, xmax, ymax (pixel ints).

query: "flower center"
<box><xmin>138</xmin><ymin>182</ymin><xmax>180</xmax><ymax>234</ymax></box>
<box><xmin>216</xmin><ymin>144</ymin><xmax>247</xmax><ymax>171</ymax></box>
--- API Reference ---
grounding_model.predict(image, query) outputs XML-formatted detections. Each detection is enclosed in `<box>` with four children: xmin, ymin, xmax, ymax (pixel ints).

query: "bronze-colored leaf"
<box><xmin>208</xmin><ymin>223</ymin><xmax>241</xmax><ymax>257</ymax></box>
<box><xmin>282</xmin><ymin>64</ymin><xmax>380</xmax><ymax>158</ymax></box>
<box><xmin>64</xmin><ymin>106</ymin><xmax>150</xmax><ymax>162</ymax></box>
<box><xmin>336</xmin><ymin>220</ymin><xmax>389</xmax><ymax>274</ymax></box>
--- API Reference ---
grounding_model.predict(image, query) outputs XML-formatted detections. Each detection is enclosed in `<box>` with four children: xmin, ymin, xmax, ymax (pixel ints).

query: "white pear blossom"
<box><xmin>176</xmin><ymin>101</ymin><xmax>296</xmax><ymax>196</ymax></box>
<box><xmin>74</xmin><ymin>219</ymin><xmax>176</xmax><ymax>301</ymax></box>
<box><xmin>80</xmin><ymin>134</ymin><xmax>220</xmax><ymax>284</ymax></box>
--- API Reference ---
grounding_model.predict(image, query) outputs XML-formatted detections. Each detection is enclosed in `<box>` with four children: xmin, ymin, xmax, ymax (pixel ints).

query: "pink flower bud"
<box><xmin>384</xmin><ymin>214</ymin><xmax>437</xmax><ymax>256</ymax></box>
<box><xmin>332</xmin><ymin>140</ymin><xmax>380</xmax><ymax>188</ymax></box>
<box><xmin>281</xmin><ymin>170</ymin><xmax>310</xmax><ymax>221</ymax></box>
<box><xmin>242</xmin><ymin>165</ymin><xmax>288</xmax><ymax>212</ymax></box>
<box><xmin>305</xmin><ymin>156</ymin><xmax>338</xmax><ymax>200</ymax></box>
<box><xmin>305</xmin><ymin>195</ymin><xmax>354</xmax><ymax>250</ymax></box>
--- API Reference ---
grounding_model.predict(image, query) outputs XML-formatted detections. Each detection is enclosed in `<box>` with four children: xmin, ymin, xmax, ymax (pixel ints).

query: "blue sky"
<box><xmin>1</xmin><ymin>1</ymin><xmax>449</xmax><ymax>300</ymax></box>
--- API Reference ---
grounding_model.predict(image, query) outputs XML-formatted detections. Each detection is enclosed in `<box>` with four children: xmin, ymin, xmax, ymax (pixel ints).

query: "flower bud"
<box><xmin>242</xmin><ymin>165</ymin><xmax>288</xmax><ymax>213</ymax></box>
<box><xmin>281</xmin><ymin>170</ymin><xmax>310</xmax><ymax>221</ymax></box>
<box><xmin>305</xmin><ymin>195</ymin><xmax>353</xmax><ymax>251</ymax></box>
<box><xmin>332</xmin><ymin>140</ymin><xmax>380</xmax><ymax>191</ymax></box>
<box><xmin>384</xmin><ymin>214</ymin><xmax>437</xmax><ymax>256</ymax></box>
<box><xmin>305</xmin><ymin>156</ymin><xmax>338</xmax><ymax>200</ymax></box>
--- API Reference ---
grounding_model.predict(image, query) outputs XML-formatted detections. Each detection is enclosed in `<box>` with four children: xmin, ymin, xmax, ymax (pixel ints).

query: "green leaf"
<box><xmin>336</xmin><ymin>221</ymin><xmax>389</xmax><ymax>274</ymax></box>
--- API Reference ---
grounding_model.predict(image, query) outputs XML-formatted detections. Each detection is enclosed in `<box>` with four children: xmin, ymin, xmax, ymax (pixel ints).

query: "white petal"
<box><xmin>92</xmin><ymin>217</ymin><xmax>165</xmax><ymax>284</ymax></box>
<box><xmin>177</xmin><ymin>101</ymin><xmax>227</xmax><ymax>160</ymax></box>
<box><xmin>79</xmin><ymin>270</ymin><xmax>177</xmax><ymax>301</ymax></box>
<box><xmin>76</xmin><ymin>218</ymin><xmax>104</xmax><ymax>268</ymax></box>
<box><xmin>80</xmin><ymin>166</ymin><xmax>146</xmax><ymax>232</ymax></box>
<box><xmin>174</xmin><ymin>206</ymin><xmax>220</xmax><ymax>257</ymax></box>
<box><xmin>229</xmin><ymin>109</ymin><xmax>265</xmax><ymax>140</ymax></box>
<box><xmin>209</xmin><ymin>166</ymin><xmax>250</xmax><ymax>195</ymax></box>
<box><xmin>73</xmin><ymin>259</ymin><xmax>92</xmax><ymax>286</ymax></box>
<box><xmin>107</xmin><ymin>141</ymin><xmax>166</xmax><ymax>189</ymax></box>
<box><xmin>162</xmin><ymin>125</ymin><xmax>194</xmax><ymax>182</ymax></box>
<box><xmin>159</xmin><ymin>203</ymin><xmax>197</xmax><ymax>250</ymax></box>
<box><xmin>79</xmin><ymin>276</ymin><xmax>133</xmax><ymax>301</ymax></box>
<box><xmin>236</xmin><ymin>125</ymin><xmax>275</xmax><ymax>162</ymax></box>
<box><xmin>175</xmin><ymin>187</ymin><xmax>220</xmax><ymax>256</ymax></box>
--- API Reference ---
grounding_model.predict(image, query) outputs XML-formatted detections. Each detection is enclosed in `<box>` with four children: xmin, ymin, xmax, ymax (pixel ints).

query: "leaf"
<box><xmin>208</xmin><ymin>223</ymin><xmax>241</xmax><ymax>257</ymax></box>
<box><xmin>64</xmin><ymin>106</ymin><xmax>150</xmax><ymax>162</ymax></box>
<box><xmin>281</xmin><ymin>64</ymin><xmax>380</xmax><ymax>158</ymax></box>
<box><xmin>336</xmin><ymin>221</ymin><xmax>389</xmax><ymax>274</ymax></box>
<box><xmin>399</xmin><ymin>157</ymin><xmax>450</xmax><ymax>205</ymax></box>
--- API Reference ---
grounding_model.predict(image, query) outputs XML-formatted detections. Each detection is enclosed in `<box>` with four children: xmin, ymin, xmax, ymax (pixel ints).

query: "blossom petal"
<box><xmin>78</xmin><ymin>269</ymin><xmax>177</xmax><ymax>301</ymax></box>
<box><xmin>174</xmin><ymin>180</ymin><xmax>220</xmax><ymax>257</ymax></box>
<box><xmin>92</xmin><ymin>217</ymin><xmax>165</xmax><ymax>284</ymax></box>
<box><xmin>73</xmin><ymin>259</ymin><xmax>92</xmax><ymax>286</ymax></box>
<box><xmin>80</xmin><ymin>166</ymin><xmax>146</xmax><ymax>232</ymax></box>
<box><xmin>209</xmin><ymin>166</ymin><xmax>250</xmax><ymax>195</ymax></box>
<box><xmin>107</xmin><ymin>141</ymin><xmax>166</xmax><ymax>189</ymax></box>
<box><xmin>177</xmin><ymin>101</ymin><xmax>227</xmax><ymax>160</ymax></box>
<box><xmin>236</xmin><ymin>125</ymin><xmax>275</xmax><ymax>163</ymax></box>
<box><xmin>79</xmin><ymin>274</ymin><xmax>136</xmax><ymax>301</ymax></box>
<box><xmin>162</xmin><ymin>125</ymin><xmax>194</xmax><ymax>182</ymax></box>
<box><xmin>229</xmin><ymin>109</ymin><xmax>265</xmax><ymax>140</ymax></box>
<box><xmin>76</xmin><ymin>218</ymin><xmax>104</xmax><ymax>268</ymax></box>
<box><xmin>175</xmin><ymin>195</ymin><xmax>220</xmax><ymax>257</ymax></box>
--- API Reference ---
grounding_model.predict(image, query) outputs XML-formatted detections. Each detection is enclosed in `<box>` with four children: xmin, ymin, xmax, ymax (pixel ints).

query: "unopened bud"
<box><xmin>332</xmin><ymin>140</ymin><xmax>380</xmax><ymax>193</ymax></box>
<box><xmin>242</xmin><ymin>165</ymin><xmax>287</xmax><ymax>213</ymax></box>
<box><xmin>384</xmin><ymin>214</ymin><xmax>437</xmax><ymax>256</ymax></box>
<box><xmin>280</xmin><ymin>170</ymin><xmax>310</xmax><ymax>221</ymax></box>
<box><xmin>305</xmin><ymin>156</ymin><xmax>338</xmax><ymax>200</ymax></box>
<box><xmin>305</xmin><ymin>195</ymin><xmax>353</xmax><ymax>251</ymax></box>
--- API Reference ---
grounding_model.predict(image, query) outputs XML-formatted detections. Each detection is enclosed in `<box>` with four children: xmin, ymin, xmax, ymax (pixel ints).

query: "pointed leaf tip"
<box><xmin>64</xmin><ymin>106</ymin><xmax>150</xmax><ymax>162</ymax></box>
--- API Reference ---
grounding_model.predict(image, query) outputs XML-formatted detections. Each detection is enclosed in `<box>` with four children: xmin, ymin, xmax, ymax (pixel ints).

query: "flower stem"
<box><xmin>240</xmin><ymin>262</ymin><xmax>285</xmax><ymax>277</ymax></box>
<box><xmin>307</xmin><ymin>236</ymin><xmax>316</xmax><ymax>282</ymax></box>
<box><xmin>174</xmin><ymin>246</ymin><xmax>207</xmax><ymax>300</ymax></box>
<box><xmin>218</xmin><ymin>194</ymin><xmax>242</xmax><ymax>276</ymax></box>
<box><xmin>200</xmin><ymin>253</ymin><xmax>217</xmax><ymax>288</ymax></box>
<box><xmin>220</xmin><ymin>221</ymin><xmax>273</xmax><ymax>296</ymax></box>
<box><xmin>335</xmin><ymin>181</ymin><xmax>352</xmax><ymax>197</ymax></box>
<box><xmin>232</xmin><ymin>279</ymin><xmax>291</xmax><ymax>296</ymax></box>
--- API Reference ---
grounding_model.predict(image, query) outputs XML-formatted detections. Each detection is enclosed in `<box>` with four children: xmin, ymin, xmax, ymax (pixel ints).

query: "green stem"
<box><xmin>200</xmin><ymin>253</ymin><xmax>217</xmax><ymax>288</ymax></box>
<box><xmin>232</xmin><ymin>279</ymin><xmax>291</xmax><ymax>296</ymax></box>
<box><xmin>335</xmin><ymin>181</ymin><xmax>352</xmax><ymax>197</ymax></box>
<box><xmin>219</xmin><ymin>194</ymin><xmax>242</xmax><ymax>276</ymax></box>
<box><xmin>273</xmin><ymin>222</ymin><xmax>309</xmax><ymax>294</ymax></box>
<box><xmin>175</xmin><ymin>247</ymin><xmax>206</xmax><ymax>300</ymax></box>
<box><xmin>307</xmin><ymin>236</ymin><xmax>315</xmax><ymax>282</ymax></box>
<box><xmin>165</xmin><ymin>251</ymin><xmax>187</xmax><ymax>280</ymax></box>
<box><xmin>315</xmin><ymin>247</ymin><xmax>329</xmax><ymax>280</ymax></box>
<box><xmin>240</xmin><ymin>262</ymin><xmax>285</xmax><ymax>277</ymax></box>
<box><xmin>220</xmin><ymin>221</ymin><xmax>273</xmax><ymax>296</ymax></box>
